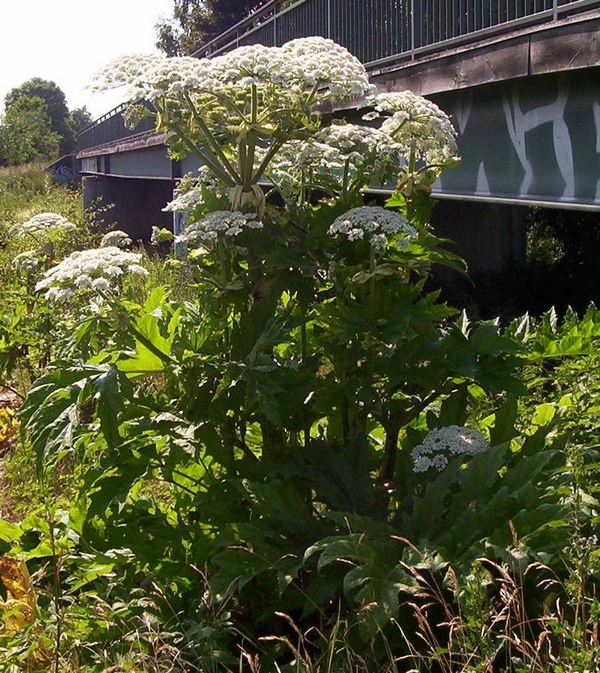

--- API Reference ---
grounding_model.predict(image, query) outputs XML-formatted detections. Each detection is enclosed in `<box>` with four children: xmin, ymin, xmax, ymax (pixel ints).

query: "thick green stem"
<box><xmin>341</xmin><ymin>158</ymin><xmax>351</xmax><ymax>205</ymax></box>
<box><xmin>379</xmin><ymin>421</ymin><xmax>401</xmax><ymax>487</ymax></box>
<box><xmin>218</xmin><ymin>243</ymin><xmax>231</xmax><ymax>352</ymax></box>
<box><xmin>47</xmin><ymin>510</ymin><xmax>63</xmax><ymax>673</ymax></box>
<box><xmin>301</xmin><ymin>316</ymin><xmax>308</xmax><ymax>362</ymax></box>
<box><xmin>369</xmin><ymin>245</ymin><xmax>377</xmax><ymax>321</ymax></box>
<box><xmin>306</xmin><ymin>80</ymin><xmax>323</xmax><ymax>106</ymax></box>
<box><xmin>183</xmin><ymin>91</ymin><xmax>241</xmax><ymax>183</ymax></box>
<box><xmin>242</xmin><ymin>84</ymin><xmax>259</xmax><ymax>191</ymax></box>
<box><xmin>252</xmin><ymin>141</ymin><xmax>284</xmax><ymax>183</ymax></box>
<box><xmin>164</xmin><ymin>111</ymin><xmax>236</xmax><ymax>187</ymax></box>
<box><xmin>388</xmin><ymin>117</ymin><xmax>409</xmax><ymax>138</ymax></box>
<box><xmin>300</xmin><ymin>311</ymin><xmax>312</xmax><ymax>449</ymax></box>
<box><xmin>408</xmin><ymin>145</ymin><xmax>416</xmax><ymax>175</ymax></box>
<box><xmin>243</xmin><ymin>134</ymin><xmax>257</xmax><ymax>191</ymax></box>
<box><xmin>238</xmin><ymin>136</ymin><xmax>248</xmax><ymax>179</ymax></box>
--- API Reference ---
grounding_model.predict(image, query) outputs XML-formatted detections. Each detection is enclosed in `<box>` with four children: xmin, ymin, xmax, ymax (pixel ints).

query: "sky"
<box><xmin>0</xmin><ymin>0</ymin><xmax>174</xmax><ymax>120</ymax></box>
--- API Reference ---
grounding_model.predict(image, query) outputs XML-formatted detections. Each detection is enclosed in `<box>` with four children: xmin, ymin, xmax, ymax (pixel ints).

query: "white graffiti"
<box><xmin>502</xmin><ymin>78</ymin><xmax>575</xmax><ymax>200</ymax></box>
<box><xmin>453</xmin><ymin>93</ymin><xmax>473</xmax><ymax>134</ymax></box>
<box><xmin>476</xmin><ymin>162</ymin><xmax>490</xmax><ymax>195</ymax></box>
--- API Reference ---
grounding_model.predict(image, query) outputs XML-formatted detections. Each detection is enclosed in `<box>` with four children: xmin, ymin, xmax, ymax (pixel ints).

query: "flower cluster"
<box><xmin>151</xmin><ymin>227</ymin><xmax>175</xmax><ymax>246</ymax></box>
<box><xmin>93</xmin><ymin>38</ymin><xmax>372</xmax><ymax>104</ymax></box>
<box><xmin>100</xmin><ymin>230</ymin><xmax>132</xmax><ymax>248</ymax></box>
<box><xmin>10</xmin><ymin>213</ymin><xmax>77</xmax><ymax>239</ymax></box>
<box><xmin>92</xmin><ymin>54</ymin><xmax>216</xmax><ymax>102</ymax></box>
<box><xmin>265</xmin><ymin>140</ymin><xmax>338</xmax><ymax>199</ymax></box>
<box><xmin>411</xmin><ymin>426</ymin><xmax>490</xmax><ymax>473</ymax></box>
<box><xmin>176</xmin><ymin>211</ymin><xmax>263</xmax><ymax>247</ymax></box>
<box><xmin>163</xmin><ymin>168</ymin><xmax>222</xmax><ymax>215</ymax></box>
<box><xmin>164</xmin><ymin>185</ymin><xmax>204</xmax><ymax>214</ymax></box>
<box><xmin>316</xmin><ymin>123</ymin><xmax>398</xmax><ymax>157</ymax></box>
<box><xmin>14</xmin><ymin>250</ymin><xmax>44</xmax><ymax>275</ymax></box>
<box><xmin>329</xmin><ymin>206</ymin><xmax>417</xmax><ymax>251</ymax></box>
<box><xmin>279</xmin><ymin>37</ymin><xmax>372</xmax><ymax>99</ymax></box>
<box><xmin>370</xmin><ymin>91</ymin><xmax>459</xmax><ymax>168</ymax></box>
<box><xmin>35</xmin><ymin>247</ymin><xmax>148</xmax><ymax>303</ymax></box>
<box><xmin>267</xmin><ymin>123</ymin><xmax>403</xmax><ymax>199</ymax></box>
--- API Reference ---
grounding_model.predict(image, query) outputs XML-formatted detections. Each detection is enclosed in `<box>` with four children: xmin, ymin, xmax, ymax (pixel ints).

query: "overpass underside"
<box><xmin>77</xmin><ymin>2</ymin><xmax>600</xmax><ymax>275</ymax></box>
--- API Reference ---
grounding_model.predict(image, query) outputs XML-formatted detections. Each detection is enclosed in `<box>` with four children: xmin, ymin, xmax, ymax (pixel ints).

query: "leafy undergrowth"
<box><xmin>0</xmin><ymin>272</ymin><xmax>597</xmax><ymax>671</ymax></box>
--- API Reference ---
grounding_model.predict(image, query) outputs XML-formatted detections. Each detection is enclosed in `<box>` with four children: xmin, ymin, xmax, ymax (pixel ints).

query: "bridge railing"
<box><xmin>192</xmin><ymin>0</ymin><xmax>596</xmax><ymax>64</ymax></box>
<box><xmin>79</xmin><ymin>0</ymin><xmax>598</xmax><ymax>151</ymax></box>
<box><xmin>79</xmin><ymin>101</ymin><xmax>156</xmax><ymax>151</ymax></box>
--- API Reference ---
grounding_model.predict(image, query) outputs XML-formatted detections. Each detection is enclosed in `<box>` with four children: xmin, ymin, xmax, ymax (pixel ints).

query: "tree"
<box><xmin>156</xmin><ymin>0</ymin><xmax>271</xmax><ymax>56</ymax></box>
<box><xmin>69</xmin><ymin>106</ymin><xmax>93</xmax><ymax>136</ymax></box>
<box><xmin>5</xmin><ymin>78</ymin><xmax>76</xmax><ymax>154</ymax></box>
<box><xmin>0</xmin><ymin>96</ymin><xmax>61</xmax><ymax>166</ymax></box>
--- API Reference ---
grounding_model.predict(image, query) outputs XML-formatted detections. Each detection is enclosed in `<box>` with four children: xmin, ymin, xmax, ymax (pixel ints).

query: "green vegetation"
<box><xmin>0</xmin><ymin>99</ymin><xmax>61</xmax><ymax>168</ymax></box>
<box><xmin>0</xmin><ymin>40</ymin><xmax>598</xmax><ymax>673</ymax></box>
<box><xmin>0</xmin><ymin>164</ymin><xmax>82</xmax><ymax>226</ymax></box>
<box><xmin>156</xmin><ymin>0</ymin><xmax>274</xmax><ymax>55</ymax></box>
<box><xmin>0</xmin><ymin>79</ymin><xmax>92</xmax><ymax>167</ymax></box>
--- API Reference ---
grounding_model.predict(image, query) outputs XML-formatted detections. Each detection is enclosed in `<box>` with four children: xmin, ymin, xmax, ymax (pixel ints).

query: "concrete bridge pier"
<box><xmin>431</xmin><ymin>199</ymin><xmax>530</xmax><ymax>312</ymax></box>
<box><xmin>83</xmin><ymin>176</ymin><xmax>174</xmax><ymax>242</ymax></box>
<box><xmin>432</xmin><ymin>200</ymin><xmax>527</xmax><ymax>276</ymax></box>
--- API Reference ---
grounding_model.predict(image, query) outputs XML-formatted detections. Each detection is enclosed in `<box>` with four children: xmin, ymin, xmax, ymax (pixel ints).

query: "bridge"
<box><xmin>77</xmin><ymin>0</ymin><xmax>600</xmax><ymax>274</ymax></box>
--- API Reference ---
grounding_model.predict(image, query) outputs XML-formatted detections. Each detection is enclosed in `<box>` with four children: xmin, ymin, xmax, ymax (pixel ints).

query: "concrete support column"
<box><xmin>432</xmin><ymin>199</ymin><xmax>527</xmax><ymax>276</ymax></box>
<box><xmin>82</xmin><ymin>176</ymin><xmax>175</xmax><ymax>241</ymax></box>
<box><xmin>430</xmin><ymin>199</ymin><xmax>529</xmax><ymax>313</ymax></box>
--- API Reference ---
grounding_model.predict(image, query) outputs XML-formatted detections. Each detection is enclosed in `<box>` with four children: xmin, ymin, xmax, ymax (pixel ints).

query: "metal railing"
<box><xmin>79</xmin><ymin>0</ymin><xmax>598</xmax><ymax>152</ymax></box>
<box><xmin>79</xmin><ymin>102</ymin><xmax>156</xmax><ymax>151</ymax></box>
<box><xmin>192</xmin><ymin>0</ymin><xmax>596</xmax><ymax>64</ymax></box>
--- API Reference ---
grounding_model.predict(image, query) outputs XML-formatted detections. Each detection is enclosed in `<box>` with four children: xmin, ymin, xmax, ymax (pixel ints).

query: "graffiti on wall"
<box><xmin>435</xmin><ymin>71</ymin><xmax>600</xmax><ymax>207</ymax></box>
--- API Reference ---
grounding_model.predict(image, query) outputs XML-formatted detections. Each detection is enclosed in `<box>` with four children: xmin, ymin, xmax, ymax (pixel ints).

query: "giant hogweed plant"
<box><xmin>2</xmin><ymin>39</ymin><xmax>597</xmax><ymax>666</ymax></box>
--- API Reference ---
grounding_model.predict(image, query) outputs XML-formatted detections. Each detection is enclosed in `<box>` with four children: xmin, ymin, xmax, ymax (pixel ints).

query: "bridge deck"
<box><xmin>79</xmin><ymin>0</ymin><xmax>598</xmax><ymax>150</ymax></box>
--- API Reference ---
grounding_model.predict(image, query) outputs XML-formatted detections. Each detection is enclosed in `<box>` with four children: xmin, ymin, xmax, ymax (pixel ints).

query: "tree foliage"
<box><xmin>157</xmin><ymin>0</ymin><xmax>271</xmax><ymax>55</ymax></box>
<box><xmin>4</xmin><ymin>78</ymin><xmax>75</xmax><ymax>154</ymax></box>
<box><xmin>0</xmin><ymin>96</ymin><xmax>61</xmax><ymax>166</ymax></box>
<box><xmin>68</xmin><ymin>106</ymin><xmax>93</xmax><ymax>136</ymax></box>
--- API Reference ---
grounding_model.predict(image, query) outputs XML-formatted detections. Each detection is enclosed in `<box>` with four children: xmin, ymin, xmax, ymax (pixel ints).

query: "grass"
<box><xmin>0</xmin><ymin>162</ymin><xmax>82</xmax><ymax>230</ymax></box>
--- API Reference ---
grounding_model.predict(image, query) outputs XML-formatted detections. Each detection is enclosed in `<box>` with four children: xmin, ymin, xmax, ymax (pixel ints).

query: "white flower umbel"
<box><xmin>163</xmin><ymin>168</ymin><xmax>222</xmax><ymax>215</ymax></box>
<box><xmin>91</xmin><ymin>53</ymin><xmax>217</xmax><ymax>102</ymax></box>
<box><xmin>100</xmin><ymin>230</ymin><xmax>132</xmax><ymax>248</ymax></box>
<box><xmin>280</xmin><ymin>37</ymin><xmax>373</xmax><ymax>100</ymax></box>
<box><xmin>264</xmin><ymin>140</ymin><xmax>340</xmax><ymax>200</ymax></box>
<box><xmin>93</xmin><ymin>38</ymin><xmax>371</xmax><ymax>105</ymax></box>
<box><xmin>11</xmin><ymin>213</ymin><xmax>77</xmax><ymax>239</ymax></box>
<box><xmin>411</xmin><ymin>426</ymin><xmax>490</xmax><ymax>473</ymax></box>
<box><xmin>14</xmin><ymin>250</ymin><xmax>44</xmax><ymax>275</ymax></box>
<box><xmin>267</xmin><ymin>123</ymin><xmax>404</xmax><ymax>200</ymax></box>
<box><xmin>329</xmin><ymin>206</ymin><xmax>417</xmax><ymax>251</ymax></box>
<box><xmin>163</xmin><ymin>184</ymin><xmax>205</xmax><ymax>214</ymax></box>
<box><xmin>35</xmin><ymin>246</ymin><xmax>148</xmax><ymax>304</ymax></box>
<box><xmin>372</xmin><ymin>91</ymin><xmax>459</xmax><ymax>167</ymax></box>
<box><xmin>177</xmin><ymin>211</ymin><xmax>263</xmax><ymax>247</ymax></box>
<box><xmin>315</xmin><ymin>123</ymin><xmax>398</xmax><ymax>157</ymax></box>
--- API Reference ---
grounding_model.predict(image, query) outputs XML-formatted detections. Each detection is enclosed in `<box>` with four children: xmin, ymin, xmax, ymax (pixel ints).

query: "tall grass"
<box><xmin>0</xmin><ymin>162</ymin><xmax>82</xmax><ymax>229</ymax></box>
